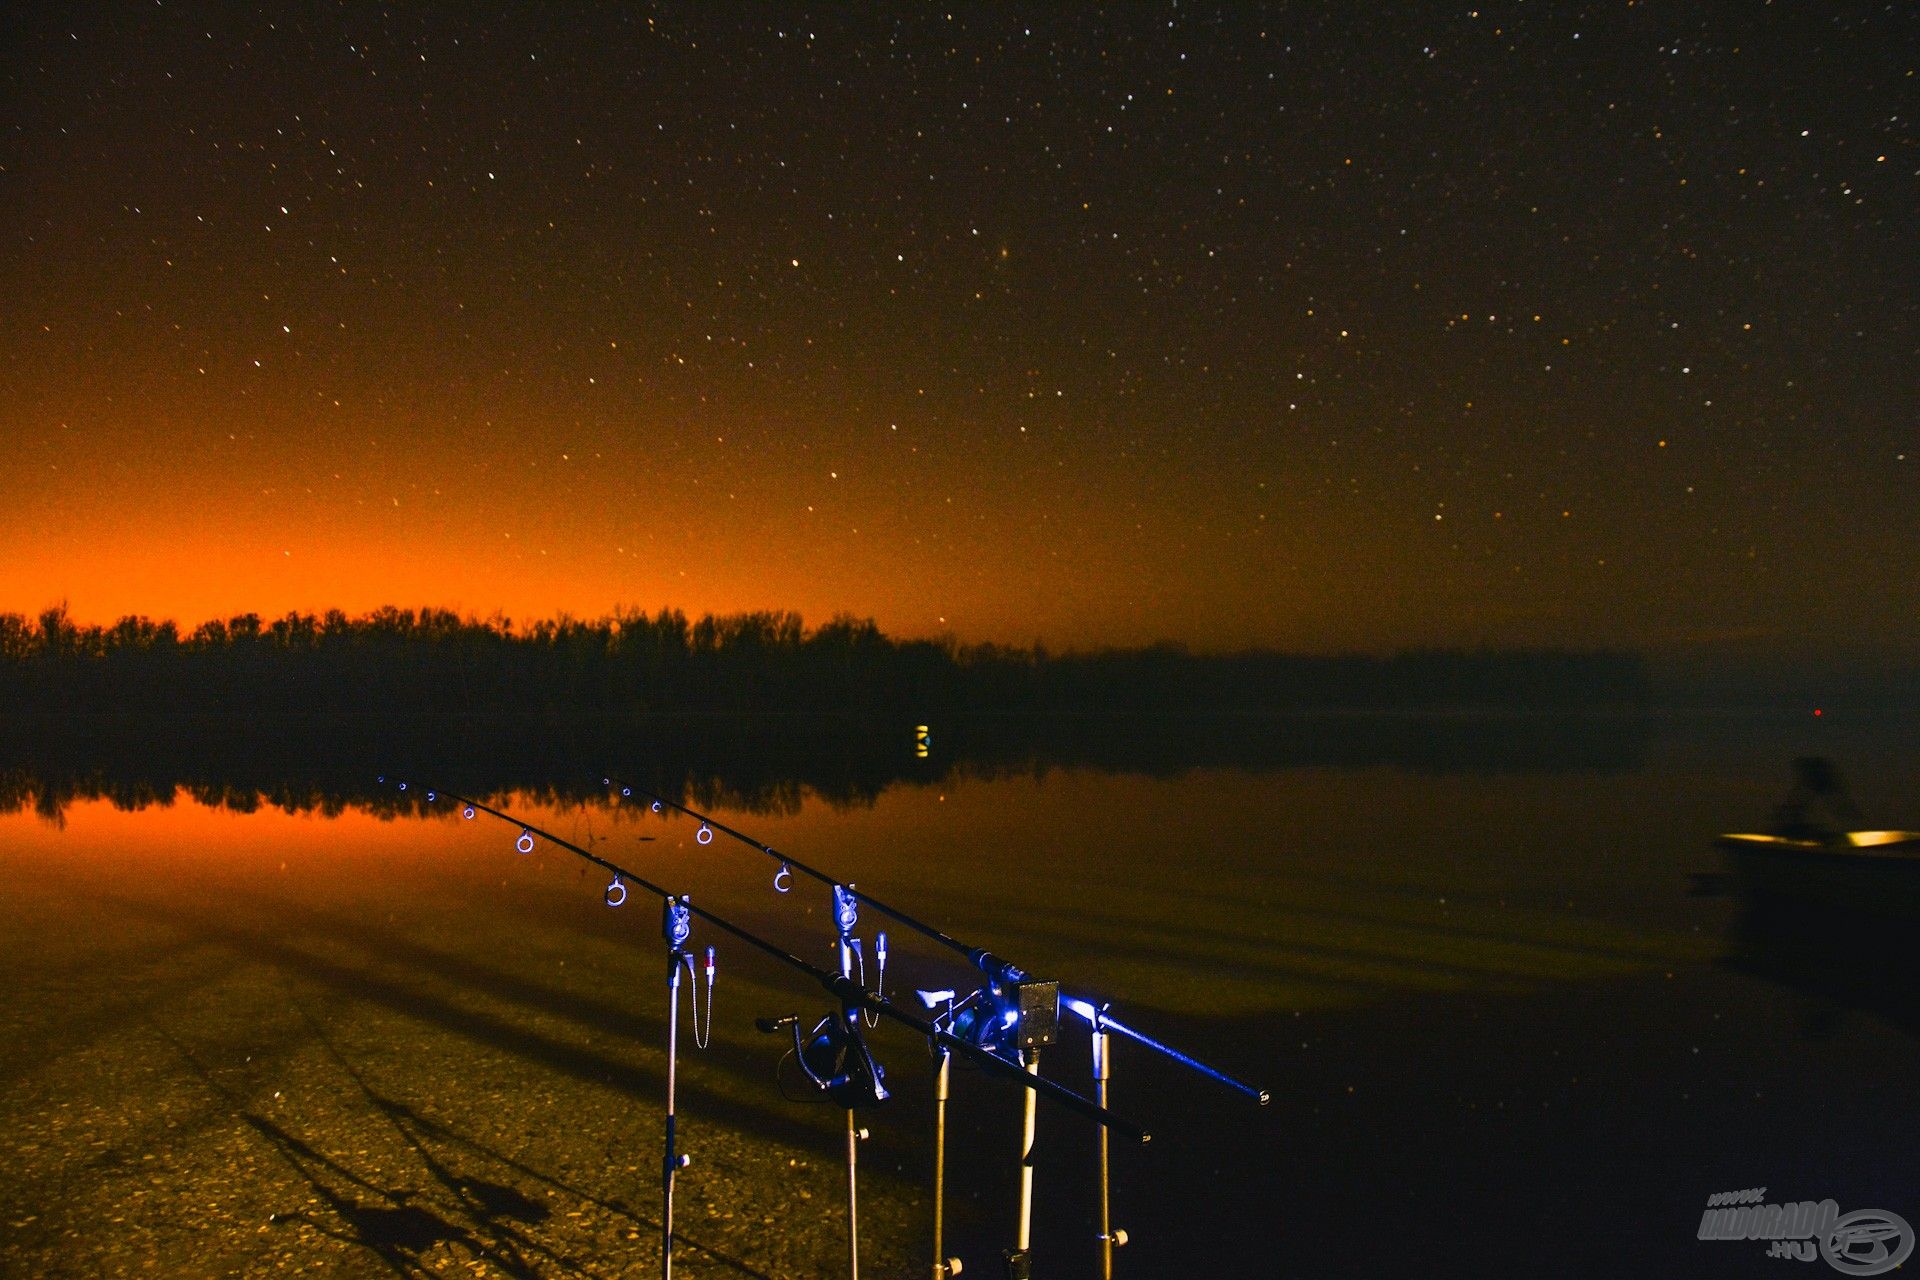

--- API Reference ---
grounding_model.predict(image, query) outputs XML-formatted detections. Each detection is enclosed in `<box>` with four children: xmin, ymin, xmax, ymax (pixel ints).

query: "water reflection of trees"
<box><xmin>0</xmin><ymin>709</ymin><xmax>1654</xmax><ymax>822</ymax></box>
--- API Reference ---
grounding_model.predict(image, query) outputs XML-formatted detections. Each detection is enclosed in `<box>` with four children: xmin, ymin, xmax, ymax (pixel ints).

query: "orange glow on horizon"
<box><xmin>0</xmin><ymin>459</ymin><xmax>1402</xmax><ymax>650</ymax></box>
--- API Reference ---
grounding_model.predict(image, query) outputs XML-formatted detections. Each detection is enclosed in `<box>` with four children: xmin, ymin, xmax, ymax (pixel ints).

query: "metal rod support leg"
<box><xmin>1006</xmin><ymin>1048</ymin><xmax>1040</xmax><ymax>1278</ymax></box>
<box><xmin>847</xmin><ymin>1106</ymin><xmax>861</xmax><ymax>1280</ymax></box>
<box><xmin>1093</xmin><ymin>1029</ymin><xmax>1114</xmax><ymax>1279</ymax></box>
<box><xmin>835</xmin><ymin>930</ymin><xmax>861</xmax><ymax>1280</ymax></box>
<box><xmin>933</xmin><ymin>1047</ymin><xmax>958</xmax><ymax>1278</ymax></box>
<box><xmin>664</xmin><ymin>955</ymin><xmax>683</xmax><ymax>1280</ymax></box>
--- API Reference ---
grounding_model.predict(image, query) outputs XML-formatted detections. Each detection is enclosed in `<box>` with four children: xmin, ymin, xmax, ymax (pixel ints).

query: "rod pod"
<box><xmin>605</xmin><ymin>779</ymin><xmax>1268</xmax><ymax>1106</ymax></box>
<box><xmin>387</xmin><ymin>781</ymin><xmax>1155</xmax><ymax>1280</ymax></box>
<box><xmin>431</xmin><ymin>783</ymin><xmax>1144</xmax><ymax>1137</ymax></box>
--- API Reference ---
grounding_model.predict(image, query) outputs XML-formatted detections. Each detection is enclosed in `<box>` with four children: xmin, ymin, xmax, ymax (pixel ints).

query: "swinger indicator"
<box><xmin>915</xmin><ymin>723</ymin><xmax>931</xmax><ymax>758</ymax></box>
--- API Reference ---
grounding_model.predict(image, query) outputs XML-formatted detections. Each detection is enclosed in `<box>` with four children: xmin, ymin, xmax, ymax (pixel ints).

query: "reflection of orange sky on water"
<box><xmin>0</xmin><ymin>778</ymin><xmax>1213</xmax><ymax>944</ymax></box>
<box><xmin>0</xmin><ymin>768</ymin><xmax>1712</xmax><ymax>1021</ymax></box>
<box><xmin>0</xmin><ymin>792</ymin><xmax>696</xmax><ymax>862</ymax></box>
<box><xmin>0</xmin><ymin>765</ymin><xmax>1640</xmax><ymax>891</ymax></box>
<box><xmin>0</xmin><ymin>794</ymin><xmax>458</xmax><ymax>862</ymax></box>
<box><xmin>0</xmin><ymin>782</ymin><xmax>958</xmax><ymax>867</ymax></box>
<box><xmin>0</xmin><ymin>787</ymin><xmax>908</xmax><ymax>900</ymax></box>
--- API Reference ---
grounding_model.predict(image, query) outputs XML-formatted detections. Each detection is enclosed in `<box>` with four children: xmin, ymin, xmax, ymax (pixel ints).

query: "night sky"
<box><xmin>3</xmin><ymin>3</ymin><xmax>1913</xmax><ymax>658</ymax></box>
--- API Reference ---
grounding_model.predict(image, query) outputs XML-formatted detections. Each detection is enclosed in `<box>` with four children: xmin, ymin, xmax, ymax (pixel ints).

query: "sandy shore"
<box><xmin>0</xmin><ymin>826</ymin><xmax>929</xmax><ymax>1279</ymax></box>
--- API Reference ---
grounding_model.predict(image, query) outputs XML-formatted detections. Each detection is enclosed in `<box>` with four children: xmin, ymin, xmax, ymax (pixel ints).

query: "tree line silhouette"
<box><xmin>0</xmin><ymin>604</ymin><xmax>1649</xmax><ymax>720</ymax></box>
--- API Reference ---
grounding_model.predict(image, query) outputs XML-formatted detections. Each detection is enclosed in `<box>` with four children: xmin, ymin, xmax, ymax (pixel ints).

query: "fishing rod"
<box><xmin>379</xmin><ymin>779</ymin><xmax>1148</xmax><ymax>1279</ymax></box>
<box><xmin>603</xmin><ymin>774</ymin><xmax>1266</xmax><ymax>1279</ymax></box>
<box><xmin>389</xmin><ymin>781</ymin><xmax>1147</xmax><ymax>1135</ymax></box>
<box><xmin>603</xmin><ymin>776</ymin><xmax>1269</xmax><ymax>1104</ymax></box>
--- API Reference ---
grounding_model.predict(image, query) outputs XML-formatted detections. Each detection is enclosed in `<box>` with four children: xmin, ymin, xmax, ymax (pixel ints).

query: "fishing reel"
<box><xmin>757</xmin><ymin>1010</ymin><xmax>890</xmax><ymax>1109</ymax></box>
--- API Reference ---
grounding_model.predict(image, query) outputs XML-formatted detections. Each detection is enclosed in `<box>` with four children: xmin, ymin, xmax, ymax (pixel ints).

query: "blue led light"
<box><xmin>651</xmin><ymin>800</ymin><xmax>663</xmax><ymax>813</ymax></box>
<box><xmin>398</xmin><ymin>782</ymin><xmax>407</xmax><ymax>791</ymax></box>
<box><xmin>516</xmin><ymin>830</ymin><xmax>535</xmax><ymax>854</ymax></box>
<box><xmin>425</xmin><ymin>791</ymin><xmax>435</xmax><ymax>803</ymax></box>
<box><xmin>621</xmin><ymin>786</ymin><xmax>632</xmax><ymax>797</ymax></box>
<box><xmin>774</xmin><ymin>864</ymin><xmax>793</xmax><ymax>893</ymax></box>
<box><xmin>696</xmin><ymin>824</ymin><xmax>714</xmax><ymax>845</ymax></box>
<box><xmin>605</xmin><ymin>877</ymin><xmax>627</xmax><ymax>908</ymax></box>
<box><xmin>463</xmin><ymin>805</ymin><xmax>475</xmax><ymax>820</ymax></box>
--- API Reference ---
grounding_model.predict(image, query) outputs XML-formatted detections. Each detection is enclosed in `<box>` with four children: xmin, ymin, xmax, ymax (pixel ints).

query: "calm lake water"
<box><xmin>2</xmin><ymin>711</ymin><xmax>1916</xmax><ymax>1277</ymax></box>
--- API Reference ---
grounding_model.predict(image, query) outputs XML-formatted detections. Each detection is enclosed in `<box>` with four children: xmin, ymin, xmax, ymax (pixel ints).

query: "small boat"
<box><xmin>1717</xmin><ymin>830</ymin><xmax>1920</xmax><ymax>855</ymax></box>
<box><xmin>1715</xmin><ymin>758</ymin><xmax>1920</xmax><ymax>918</ymax></box>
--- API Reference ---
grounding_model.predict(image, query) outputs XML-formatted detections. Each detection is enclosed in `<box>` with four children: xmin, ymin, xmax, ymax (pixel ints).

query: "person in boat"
<box><xmin>1768</xmin><ymin>757</ymin><xmax>1861</xmax><ymax>842</ymax></box>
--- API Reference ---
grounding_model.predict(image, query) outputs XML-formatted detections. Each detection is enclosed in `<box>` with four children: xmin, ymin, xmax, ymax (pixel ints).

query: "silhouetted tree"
<box><xmin>0</xmin><ymin>604</ymin><xmax>1651</xmax><ymax>722</ymax></box>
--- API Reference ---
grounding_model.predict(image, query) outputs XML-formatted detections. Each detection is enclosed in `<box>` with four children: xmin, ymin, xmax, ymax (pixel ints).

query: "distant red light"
<box><xmin>1813</xmin><ymin>708</ymin><xmax>1823</xmax><ymax>717</ymax></box>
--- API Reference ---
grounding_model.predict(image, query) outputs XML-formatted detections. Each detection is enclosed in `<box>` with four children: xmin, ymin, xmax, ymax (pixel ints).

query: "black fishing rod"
<box><xmin>385</xmin><ymin>780</ymin><xmax>1147</xmax><ymax>1141</ymax></box>
<box><xmin>604</xmin><ymin>777</ymin><xmax>1268</xmax><ymax>1106</ymax></box>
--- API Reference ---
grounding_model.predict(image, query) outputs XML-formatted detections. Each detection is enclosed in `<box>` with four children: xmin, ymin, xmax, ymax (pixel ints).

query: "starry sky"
<box><xmin>2</xmin><ymin>3</ymin><xmax>1913</xmax><ymax>659</ymax></box>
